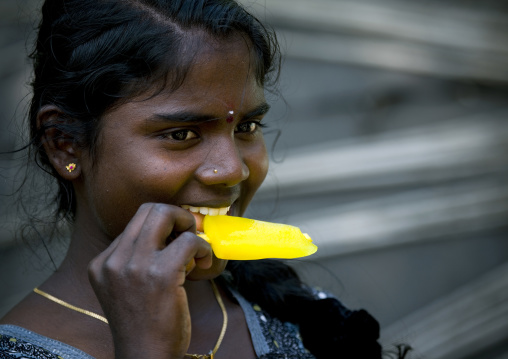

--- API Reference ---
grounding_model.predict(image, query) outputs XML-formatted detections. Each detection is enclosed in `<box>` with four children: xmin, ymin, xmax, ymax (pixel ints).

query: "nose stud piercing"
<box><xmin>65</xmin><ymin>163</ymin><xmax>76</xmax><ymax>172</ymax></box>
<box><xmin>213</xmin><ymin>169</ymin><xmax>218</xmax><ymax>173</ymax></box>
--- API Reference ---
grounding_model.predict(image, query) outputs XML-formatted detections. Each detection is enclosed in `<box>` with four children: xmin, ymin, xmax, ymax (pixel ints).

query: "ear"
<box><xmin>37</xmin><ymin>105</ymin><xmax>82</xmax><ymax>180</ymax></box>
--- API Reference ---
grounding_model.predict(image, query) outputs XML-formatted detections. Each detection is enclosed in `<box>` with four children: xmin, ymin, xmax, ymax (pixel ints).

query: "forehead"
<box><xmin>172</xmin><ymin>34</ymin><xmax>263</xmax><ymax>107</ymax></box>
<box><xmin>104</xmin><ymin>34</ymin><xmax>265</xmax><ymax>121</ymax></box>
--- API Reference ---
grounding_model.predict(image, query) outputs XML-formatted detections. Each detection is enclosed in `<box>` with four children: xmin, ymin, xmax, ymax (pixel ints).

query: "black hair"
<box><xmin>27</xmin><ymin>1</ymin><xmax>407</xmax><ymax>357</ymax></box>
<box><xmin>226</xmin><ymin>260</ymin><xmax>393</xmax><ymax>358</ymax></box>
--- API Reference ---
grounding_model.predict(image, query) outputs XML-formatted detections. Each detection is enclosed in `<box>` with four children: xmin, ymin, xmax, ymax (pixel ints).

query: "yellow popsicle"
<box><xmin>197</xmin><ymin>215</ymin><xmax>317</xmax><ymax>260</ymax></box>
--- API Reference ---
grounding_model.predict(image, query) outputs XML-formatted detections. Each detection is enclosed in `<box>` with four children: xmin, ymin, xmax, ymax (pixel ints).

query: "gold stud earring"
<box><xmin>66</xmin><ymin>163</ymin><xmax>76</xmax><ymax>172</ymax></box>
<box><xmin>213</xmin><ymin>169</ymin><xmax>218</xmax><ymax>173</ymax></box>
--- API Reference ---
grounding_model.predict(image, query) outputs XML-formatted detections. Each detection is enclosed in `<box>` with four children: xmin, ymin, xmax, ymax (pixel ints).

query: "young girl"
<box><xmin>0</xmin><ymin>0</ymin><xmax>392</xmax><ymax>358</ymax></box>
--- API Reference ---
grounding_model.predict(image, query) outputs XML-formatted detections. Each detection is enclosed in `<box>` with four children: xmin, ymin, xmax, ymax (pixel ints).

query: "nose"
<box><xmin>196</xmin><ymin>136</ymin><xmax>249</xmax><ymax>187</ymax></box>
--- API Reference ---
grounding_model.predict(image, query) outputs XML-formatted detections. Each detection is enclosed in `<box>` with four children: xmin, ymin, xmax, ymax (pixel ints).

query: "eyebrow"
<box><xmin>242</xmin><ymin>102</ymin><xmax>271</xmax><ymax>120</ymax></box>
<box><xmin>149</xmin><ymin>102</ymin><xmax>271</xmax><ymax>124</ymax></box>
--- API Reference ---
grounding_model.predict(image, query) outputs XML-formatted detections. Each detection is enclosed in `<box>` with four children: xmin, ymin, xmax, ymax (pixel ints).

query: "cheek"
<box><xmin>249</xmin><ymin>141</ymin><xmax>269</xmax><ymax>187</ymax></box>
<box><xmin>86</xmin><ymin>149</ymin><xmax>194</xmax><ymax>239</ymax></box>
<box><xmin>86</xmin><ymin>164</ymin><xmax>142</xmax><ymax>238</ymax></box>
<box><xmin>239</xmin><ymin>140</ymin><xmax>268</xmax><ymax>215</ymax></box>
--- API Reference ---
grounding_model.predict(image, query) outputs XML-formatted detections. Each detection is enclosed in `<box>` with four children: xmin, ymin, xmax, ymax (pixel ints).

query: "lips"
<box><xmin>180</xmin><ymin>204</ymin><xmax>232</xmax><ymax>232</ymax></box>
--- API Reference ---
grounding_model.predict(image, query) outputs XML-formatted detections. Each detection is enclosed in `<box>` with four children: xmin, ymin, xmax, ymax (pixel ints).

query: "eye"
<box><xmin>167</xmin><ymin>129</ymin><xmax>198</xmax><ymax>141</ymax></box>
<box><xmin>235</xmin><ymin>121</ymin><xmax>265</xmax><ymax>134</ymax></box>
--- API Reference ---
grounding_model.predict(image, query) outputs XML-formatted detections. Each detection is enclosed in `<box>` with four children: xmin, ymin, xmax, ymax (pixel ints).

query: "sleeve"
<box><xmin>0</xmin><ymin>334</ymin><xmax>63</xmax><ymax>359</ymax></box>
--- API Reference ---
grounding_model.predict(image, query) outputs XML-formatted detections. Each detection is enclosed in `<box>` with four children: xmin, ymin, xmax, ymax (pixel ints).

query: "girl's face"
<box><xmin>76</xmin><ymin>37</ymin><xmax>269</xmax><ymax>276</ymax></box>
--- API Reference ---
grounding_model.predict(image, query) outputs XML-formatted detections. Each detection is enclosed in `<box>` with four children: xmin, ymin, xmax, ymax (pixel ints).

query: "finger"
<box><xmin>159</xmin><ymin>232</ymin><xmax>213</xmax><ymax>279</ymax></box>
<box><xmin>131</xmin><ymin>204</ymin><xmax>196</xmax><ymax>257</ymax></box>
<box><xmin>185</xmin><ymin>258</ymin><xmax>196</xmax><ymax>275</ymax></box>
<box><xmin>88</xmin><ymin>203</ymin><xmax>155</xmax><ymax>282</ymax></box>
<box><xmin>95</xmin><ymin>203</ymin><xmax>154</xmax><ymax>260</ymax></box>
<box><xmin>119</xmin><ymin>202</ymin><xmax>155</xmax><ymax>239</ymax></box>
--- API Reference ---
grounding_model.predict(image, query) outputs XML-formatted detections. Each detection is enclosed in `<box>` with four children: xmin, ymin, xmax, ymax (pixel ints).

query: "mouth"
<box><xmin>180</xmin><ymin>204</ymin><xmax>232</xmax><ymax>232</ymax></box>
<box><xmin>180</xmin><ymin>205</ymin><xmax>230</xmax><ymax>216</ymax></box>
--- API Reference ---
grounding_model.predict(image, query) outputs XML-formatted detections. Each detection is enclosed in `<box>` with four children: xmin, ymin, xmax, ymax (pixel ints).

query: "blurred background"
<box><xmin>1</xmin><ymin>0</ymin><xmax>508</xmax><ymax>358</ymax></box>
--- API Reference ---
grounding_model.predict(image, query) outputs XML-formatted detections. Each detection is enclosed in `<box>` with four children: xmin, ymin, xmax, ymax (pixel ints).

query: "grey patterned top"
<box><xmin>0</xmin><ymin>325</ymin><xmax>94</xmax><ymax>359</ymax></box>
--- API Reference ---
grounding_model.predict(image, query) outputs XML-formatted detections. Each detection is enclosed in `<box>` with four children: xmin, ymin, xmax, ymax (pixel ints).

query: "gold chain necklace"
<box><xmin>33</xmin><ymin>279</ymin><xmax>227</xmax><ymax>359</ymax></box>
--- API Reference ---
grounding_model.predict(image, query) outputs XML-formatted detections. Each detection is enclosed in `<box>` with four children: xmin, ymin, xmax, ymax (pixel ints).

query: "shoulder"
<box><xmin>225</xmin><ymin>281</ymin><xmax>316</xmax><ymax>358</ymax></box>
<box><xmin>250</xmin><ymin>302</ymin><xmax>316</xmax><ymax>358</ymax></box>
<box><xmin>223</xmin><ymin>262</ymin><xmax>382</xmax><ymax>358</ymax></box>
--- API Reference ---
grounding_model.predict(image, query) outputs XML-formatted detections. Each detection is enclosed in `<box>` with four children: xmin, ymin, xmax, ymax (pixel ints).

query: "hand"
<box><xmin>88</xmin><ymin>203</ymin><xmax>213</xmax><ymax>359</ymax></box>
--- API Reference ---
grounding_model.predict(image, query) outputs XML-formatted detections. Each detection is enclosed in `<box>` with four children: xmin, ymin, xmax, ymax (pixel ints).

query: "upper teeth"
<box><xmin>181</xmin><ymin>205</ymin><xmax>230</xmax><ymax>216</ymax></box>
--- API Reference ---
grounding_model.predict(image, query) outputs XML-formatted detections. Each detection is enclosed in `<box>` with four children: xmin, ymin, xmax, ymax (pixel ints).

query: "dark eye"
<box><xmin>168</xmin><ymin>129</ymin><xmax>198</xmax><ymax>141</ymax></box>
<box><xmin>236</xmin><ymin>121</ymin><xmax>263</xmax><ymax>134</ymax></box>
